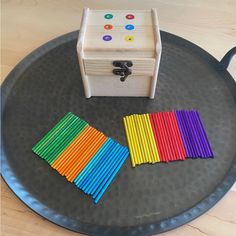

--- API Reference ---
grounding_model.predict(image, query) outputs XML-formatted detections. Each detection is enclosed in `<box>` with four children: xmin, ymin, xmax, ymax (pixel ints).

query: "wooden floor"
<box><xmin>1</xmin><ymin>0</ymin><xmax>236</xmax><ymax>235</ymax></box>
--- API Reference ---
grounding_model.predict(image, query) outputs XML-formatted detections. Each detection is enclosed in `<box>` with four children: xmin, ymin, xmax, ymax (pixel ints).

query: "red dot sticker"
<box><xmin>104</xmin><ymin>24</ymin><xmax>113</xmax><ymax>30</ymax></box>
<box><xmin>126</xmin><ymin>14</ymin><xmax>135</xmax><ymax>20</ymax></box>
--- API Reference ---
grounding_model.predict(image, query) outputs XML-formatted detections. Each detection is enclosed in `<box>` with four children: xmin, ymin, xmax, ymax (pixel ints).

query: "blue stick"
<box><xmin>80</xmin><ymin>141</ymin><xmax>118</xmax><ymax>191</ymax></box>
<box><xmin>74</xmin><ymin>138</ymin><xmax>112</xmax><ymax>185</ymax></box>
<box><xmin>92</xmin><ymin>147</ymin><xmax>128</xmax><ymax>198</ymax></box>
<box><xmin>83</xmin><ymin>143</ymin><xmax>120</xmax><ymax>193</ymax></box>
<box><xmin>74</xmin><ymin>138</ymin><xmax>113</xmax><ymax>186</ymax></box>
<box><xmin>88</xmin><ymin>145</ymin><xmax>125</xmax><ymax>195</ymax></box>
<box><xmin>94</xmin><ymin>150</ymin><xmax>129</xmax><ymax>204</ymax></box>
<box><xmin>79</xmin><ymin>140</ymin><xmax>117</xmax><ymax>190</ymax></box>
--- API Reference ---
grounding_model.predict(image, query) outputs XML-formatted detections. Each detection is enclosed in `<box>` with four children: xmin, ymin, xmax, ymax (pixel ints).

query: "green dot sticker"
<box><xmin>104</xmin><ymin>14</ymin><xmax>113</xmax><ymax>19</ymax></box>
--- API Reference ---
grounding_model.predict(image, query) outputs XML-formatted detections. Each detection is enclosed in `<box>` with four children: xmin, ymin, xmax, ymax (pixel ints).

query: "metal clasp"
<box><xmin>113</xmin><ymin>61</ymin><xmax>133</xmax><ymax>82</ymax></box>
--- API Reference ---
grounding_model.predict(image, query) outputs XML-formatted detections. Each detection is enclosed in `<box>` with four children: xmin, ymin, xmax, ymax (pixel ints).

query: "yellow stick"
<box><xmin>135</xmin><ymin>115</ymin><xmax>146</xmax><ymax>163</ymax></box>
<box><xmin>143</xmin><ymin>114</ymin><xmax>157</xmax><ymax>163</ymax></box>
<box><xmin>133</xmin><ymin>115</ymin><xmax>145</xmax><ymax>164</ymax></box>
<box><xmin>141</xmin><ymin>114</ymin><xmax>154</xmax><ymax>163</ymax></box>
<box><xmin>126</xmin><ymin>116</ymin><xmax>140</xmax><ymax>165</ymax></box>
<box><xmin>148</xmin><ymin>114</ymin><xmax>161</xmax><ymax>162</ymax></box>
<box><xmin>145</xmin><ymin>114</ymin><xmax>160</xmax><ymax>163</ymax></box>
<box><xmin>123</xmin><ymin>117</ymin><xmax>136</xmax><ymax>167</ymax></box>
<box><xmin>129</xmin><ymin>115</ymin><xmax>142</xmax><ymax>165</ymax></box>
<box><xmin>137</xmin><ymin>114</ymin><xmax>151</xmax><ymax>163</ymax></box>
<box><xmin>138</xmin><ymin>115</ymin><xmax>149</xmax><ymax>163</ymax></box>
<box><xmin>140</xmin><ymin>114</ymin><xmax>153</xmax><ymax>163</ymax></box>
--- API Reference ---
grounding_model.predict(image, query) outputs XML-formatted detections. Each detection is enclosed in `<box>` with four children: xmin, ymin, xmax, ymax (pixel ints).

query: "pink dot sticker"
<box><xmin>126</xmin><ymin>14</ymin><xmax>135</xmax><ymax>20</ymax></box>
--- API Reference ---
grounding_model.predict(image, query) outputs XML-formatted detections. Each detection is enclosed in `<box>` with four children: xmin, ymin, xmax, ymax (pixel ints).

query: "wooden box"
<box><xmin>77</xmin><ymin>8</ymin><xmax>162</xmax><ymax>99</ymax></box>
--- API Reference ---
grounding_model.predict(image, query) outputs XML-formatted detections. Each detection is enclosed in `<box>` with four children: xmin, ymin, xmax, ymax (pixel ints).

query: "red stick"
<box><xmin>170</xmin><ymin>111</ymin><xmax>186</xmax><ymax>160</ymax></box>
<box><xmin>166</xmin><ymin>112</ymin><xmax>182</xmax><ymax>160</ymax></box>
<box><xmin>159</xmin><ymin>112</ymin><xmax>175</xmax><ymax>161</ymax></box>
<box><xmin>149</xmin><ymin>113</ymin><xmax>164</xmax><ymax>162</ymax></box>
<box><xmin>155</xmin><ymin>113</ymin><xmax>172</xmax><ymax>162</ymax></box>
<box><xmin>153</xmin><ymin>113</ymin><xmax>168</xmax><ymax>162</ymax></box>
<box><xmin>164</xmin><ymin>112</ymin><xmax>179</xmax><ymax>161</ymax></box>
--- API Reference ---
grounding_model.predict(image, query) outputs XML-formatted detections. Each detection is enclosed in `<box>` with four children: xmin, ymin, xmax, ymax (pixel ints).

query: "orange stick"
<box><xmin>59</xmin><ymin>129</ymin><xmax>102</xmax><ymax>175</ymax></box>
<box><xmin>55</xmin><ymin>130</ymin><xmax>97</xmax><ymax>172</ymax></box>
<box><xmin>67</xmin><ymin>136</ymin><xmax>105</xmax><ymax>182</ymax></box>
<box><xmin>58</xmin><ymin>129</ymin><xmax>99</xmax><ymax>175</ymax></box>
<box><xmin>62</xmin><ymin>131</ymin><xmax>104</xmax><ymax>176</ymax></box>
<box><xmin>66</xmin><ymin>135</ymin><xmax>107</xmax><ymax>182</ymax></box>
<box><xmin>51</xmin><ymin>126</ymin><xmax>93</xmax><ymax>169</ymax></box>
<box><xmin>54</xmin><ymin>128</ymin><xmax>97</xmax><ymax>173</ymax></box>
<box><xmin>51</xmin><ymin>126</ymin><xmax>92</xmax><ymax>169</ymax></box>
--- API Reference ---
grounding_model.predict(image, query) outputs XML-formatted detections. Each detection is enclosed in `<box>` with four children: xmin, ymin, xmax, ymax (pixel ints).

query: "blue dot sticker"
<box><xmin>125</xmin><ymin>24</ymin><xmax>135</xmax><ymax>30</ymax></box>
<box><xmin>103</xmin><ymin>35</ymin><xmax>112</xmax><ymax>41</ymax></box>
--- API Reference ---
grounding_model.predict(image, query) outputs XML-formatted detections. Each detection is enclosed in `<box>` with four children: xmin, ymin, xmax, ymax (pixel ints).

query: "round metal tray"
<box><xmin>1</xmin><ymin>31</ymin><xmax>236</xmax><ymax>236</ymax></box>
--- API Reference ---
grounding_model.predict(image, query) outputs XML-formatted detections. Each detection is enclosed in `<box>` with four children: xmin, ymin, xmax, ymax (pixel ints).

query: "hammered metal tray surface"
<box><xmin>1</xmin><ymin>31</ymin><xmax>236</xmax><ymax>236</ymax></box>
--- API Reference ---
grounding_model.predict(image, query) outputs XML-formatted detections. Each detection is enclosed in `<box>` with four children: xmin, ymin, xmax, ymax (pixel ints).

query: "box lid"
<box><xmin>82</xmin><ymin>10</ymin><xmax>157</xmax><ymax>58</ymax></box>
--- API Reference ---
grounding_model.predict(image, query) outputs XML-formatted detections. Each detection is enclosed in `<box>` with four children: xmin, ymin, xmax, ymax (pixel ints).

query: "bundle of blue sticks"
<box><xmin>74</xmin><ymin>138</ymin><xmax>129</xmax><ymax>203</ymax></box>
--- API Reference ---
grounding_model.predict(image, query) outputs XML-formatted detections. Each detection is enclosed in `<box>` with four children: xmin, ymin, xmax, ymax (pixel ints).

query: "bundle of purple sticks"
<box><xmin>175</xmin><ymin>110</ymin><xmax>213</xmax><ymax>158</ymax></box>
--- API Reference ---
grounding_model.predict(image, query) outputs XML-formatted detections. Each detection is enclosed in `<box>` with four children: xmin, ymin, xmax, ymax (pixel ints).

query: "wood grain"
<box><xmin>84</xmin><ymin>58</ymin><xmax>155</xmax><ymax>75</ymax></box>
<box><xmin>150</xmin><ymin>8</ymin><xmax>162</xmax><ymax>99</ymax></box>
<box><xmin>83</xmin><ymin>10</ymin><xmax>155</xmax><ymax>52</ymax></box>
<box><xmin>77</xmin><ymin>7</ymin><xmax>91</xmax><ymax>98</ymax></box>
<box><xmin>1</xmin><ymin>0</ymin><xmax>236</xmax><ymax>235</ymax></box>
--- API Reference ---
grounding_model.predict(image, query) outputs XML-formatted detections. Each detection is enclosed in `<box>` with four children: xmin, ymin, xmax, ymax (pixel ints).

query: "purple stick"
<box><xmin>179</xmin><ymin>110</ymin><xmax>197</xmax><ymax>157</ymax></box>
<box><xmin>181</xmin><ymin>111</ymin><xmax>199</xmax><ymax>158</ymax></box>
<box><xmin>175</xmin><ymin>111</ymin><xmax>194</xmax><ymax>157</ymax></box>
<box><xmin>190</xmin><ymin>112</ymin><xmax>209</xmax><ymax>158</ymax></box>
<box><xmin>187</xmin><ymin>111</ymin><xmax>206</xmax><ymax>158</ymax></box>
<box><xmin>184</xmin><ymin>111</ymin><xmax>201</xmax><ymax>157</ymax></box>
<box><xmin>194</xmin><ymin>111</ymin><xmax>214</xmax><ymax>157</ymax></box>
<box><xmin>192</xmin><ymin>111</ymin><xmax>212</xmax><ymax>157</ymax></box>
<box><xmin>174</xmin><ymin>111</ymin><xmax>190</xmax><ymax>157</ymax></box>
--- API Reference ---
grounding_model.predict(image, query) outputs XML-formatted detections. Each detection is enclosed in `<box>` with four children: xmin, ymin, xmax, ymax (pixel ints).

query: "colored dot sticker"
<box><xmin>125</xmin><ymin>35</ymin><xmax>134</xmax><ymax>42</ymax></box>
<box><xmin>126</xmin><ymin>14</ymin><xmax>135</xmax><ymax>20</ymax></box>
<box><xmin>104</xmin><ymin>14</ymin><xmax>113</xmax><ymax>19</ymax></box>
<box><xmin>125</xmin><ymin>24</ymin><xmax>135</xmax><ymax>30</ymax></box>
<box><xmin>103</xmin><ymin>35</ymin><xmax>112</xmax><ymax>41</ymax></box>
<box><xmin>104</xmin><ymin>24</ymin><xmax>113</xmax><ymax>30</ymax></box>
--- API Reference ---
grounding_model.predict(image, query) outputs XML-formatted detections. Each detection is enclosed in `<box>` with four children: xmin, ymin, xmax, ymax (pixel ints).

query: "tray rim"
<box><xmin>1</xmin><ymin>30</ymin><xmax>236</xmax><ymax>236</ymax></box>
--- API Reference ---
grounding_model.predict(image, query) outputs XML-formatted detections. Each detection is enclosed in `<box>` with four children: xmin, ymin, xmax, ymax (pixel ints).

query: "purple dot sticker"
<box><xmin>103</xmin><ymin>35</ymin><xmax>112</xmax><ymax>41</ymax></box>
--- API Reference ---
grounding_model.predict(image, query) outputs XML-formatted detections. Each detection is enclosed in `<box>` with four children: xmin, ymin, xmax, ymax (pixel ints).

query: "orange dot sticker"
<box><xmin>125</xmin><ymin>35</ymin><xmax>134</xmax><ymax>42</ymax></box>
<box><xmin>104</xmin><ymin>24</ymin><xmax>113</xmax><ymax>30</ymax></box>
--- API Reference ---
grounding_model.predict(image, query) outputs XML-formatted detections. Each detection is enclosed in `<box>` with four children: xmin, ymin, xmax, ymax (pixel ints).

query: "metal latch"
<box><xmin>113</xmin><ymin>61</ymin><xmax>133</xmax><ymax>82</ymax></box>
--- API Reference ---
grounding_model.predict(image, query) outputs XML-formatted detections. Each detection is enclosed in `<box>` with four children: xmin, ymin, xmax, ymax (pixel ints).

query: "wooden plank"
<box><xmin>89</xmin><ymin>75</ymin><xmax>151</xmax><ymax>96</ymax></box>
<box><xmin>84</xmin><ymin>58</ymin><xmax>155</xmax><ymax>76</ymax></box>
<box><xmin>77</xmin><ymin>8</ymin><xmax>91</xmax><ymax>98</ymax></box>
<box><xmin>83</xmin><ymin>9</ymin><xmax>155</xmax><ymax>55</ymax></box>
<box><xmin>149</xmin><ymin>8</ymin><xmax>162</xmax><ymax>99</ymax></box>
